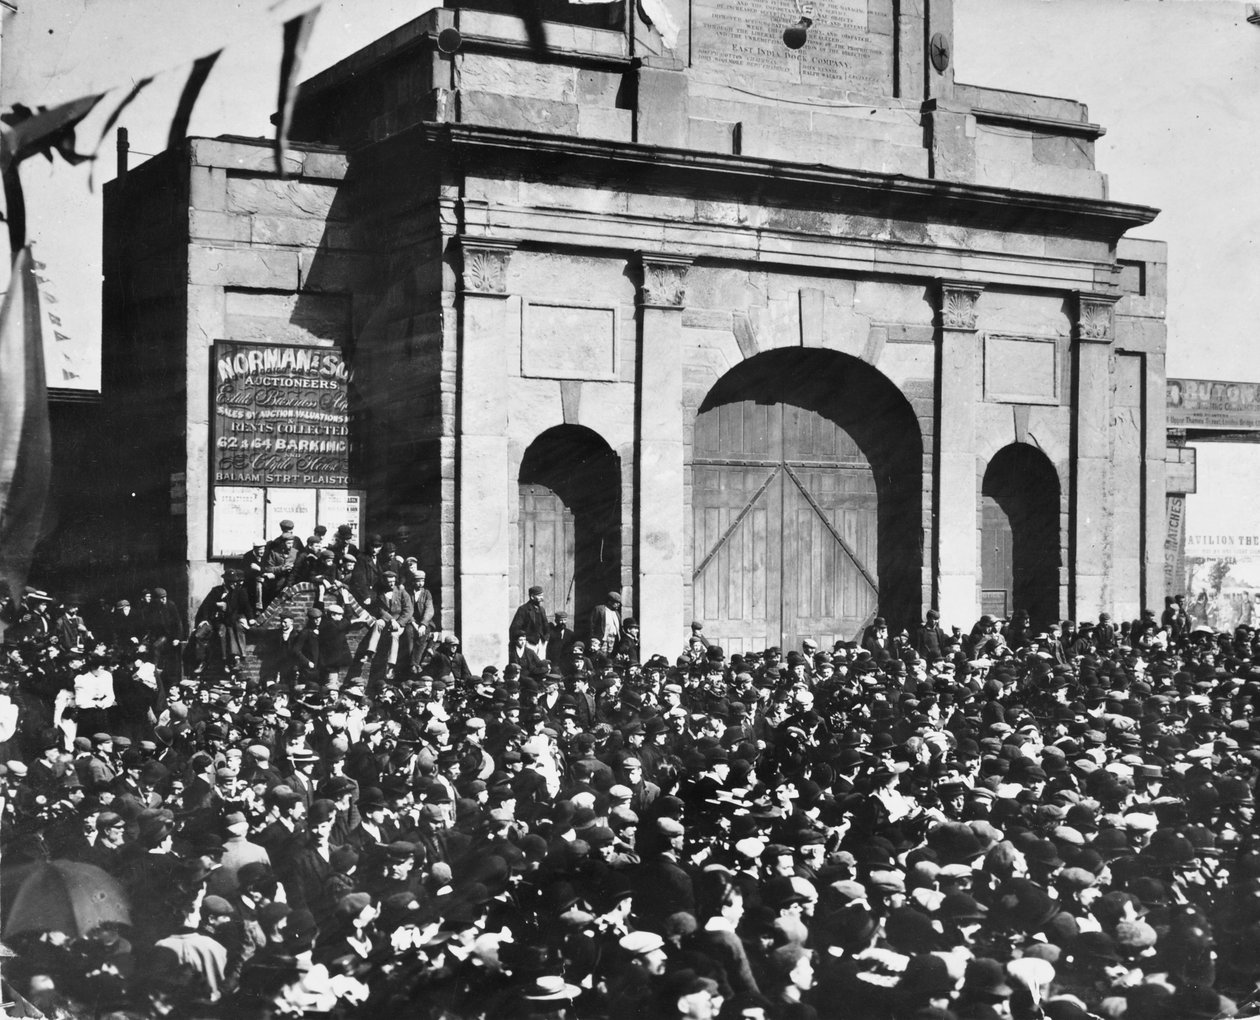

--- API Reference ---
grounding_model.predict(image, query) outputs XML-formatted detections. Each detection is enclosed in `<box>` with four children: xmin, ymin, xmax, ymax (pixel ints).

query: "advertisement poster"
<box><xmin>318</xmin><ymin>490</ymin><xmax>363</xmax><ymax>542</ymax></box>
<box><xmin>1183</xmin><ymin>442</ymin><xmax>1260</xmax><ymax>631</ymax></box>
<box><xmin>264</xmin><ymin>489</ymin><xmax>318</xmax><ymax>542</ymax></box>
<box><xmin>211</xmin><ymin>486</ymin><xmax>266</xmax><ymax>558</ymax></box>
<box><xmin>212</xmin><ymin>341</ymin><xmax>352</xmax><ymax>488</ymax></box>
<box><xmin>1168</xmin><ymin>378</ymin><xmax>1260</xmax><ymax>431</ymax></box>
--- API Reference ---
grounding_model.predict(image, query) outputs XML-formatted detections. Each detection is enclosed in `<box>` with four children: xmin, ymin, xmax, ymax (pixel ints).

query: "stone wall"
<box><xmin>181</xmin><ymin>140</ymin><xmax>364</xmax><ymax>624</ymax></box>
<box><xmin>102</xmin><ymin>149</ymin><xmax>192</xmax><ymax>605</ymax></box>
<box><xmin>99</xmin><ymin>3</ymin><xmax>1170</xmax><ymax>665</ymax></box>
<box><xmin>290</xmin><ymin>6</ymin><xmax>1117</xmax><ymax>205</ymax></box>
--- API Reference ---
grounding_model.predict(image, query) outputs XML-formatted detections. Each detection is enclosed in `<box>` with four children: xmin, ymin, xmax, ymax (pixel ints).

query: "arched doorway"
<box><xmin>692</xmin><ymin>350</ymin><xmax>922</xmax><ymax>653</ymax></box>
<box><xmin>518</xmin><ymin>426</ymin><xmax>621</xmax><ymax>635</ymax></box>
<box><xmin>981</xmin><ymin>444</ymin><xmax>1060</xmax><ymax>626</ymax></box>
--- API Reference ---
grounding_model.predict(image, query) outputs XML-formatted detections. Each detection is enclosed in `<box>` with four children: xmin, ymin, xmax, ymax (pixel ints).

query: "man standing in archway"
<box><xmin>510</xmin><ymin>586</ymin><xmax>548</xmax><ymax>659</ymax></box>
<box><xmin>591</xmin><ymin>591</ymin><xmax>622</xmax><ymax>650</ymax></box>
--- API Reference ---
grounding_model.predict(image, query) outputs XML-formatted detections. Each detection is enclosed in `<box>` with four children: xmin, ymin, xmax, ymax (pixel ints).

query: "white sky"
<box><xmin>10</xmin><ymin>0</ymin><xmax>1260</xmax><ymax>390</ymax></box>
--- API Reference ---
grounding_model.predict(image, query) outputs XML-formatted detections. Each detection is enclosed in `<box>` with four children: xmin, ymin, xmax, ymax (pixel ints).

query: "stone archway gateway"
<box><xmin>518</xmin><ymin>426</ymin><xmax>621</xmax><ymax>636</ymax></box>
<box><xmin>691</xmin><ymin>350</ymin><xmax>922</xmax><ymax>654</ymax></box>
<box><xmin>981</xmin><ymin>443</ymin><xmax>1061</xmax><ymax>628</ymax></box>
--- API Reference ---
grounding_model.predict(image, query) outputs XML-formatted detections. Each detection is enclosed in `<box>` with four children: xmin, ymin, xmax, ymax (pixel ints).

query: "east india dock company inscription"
<box><xmin>692</xmin><ymin>0</ymin><xmax>893</xmax><ymax>93</ymax></box>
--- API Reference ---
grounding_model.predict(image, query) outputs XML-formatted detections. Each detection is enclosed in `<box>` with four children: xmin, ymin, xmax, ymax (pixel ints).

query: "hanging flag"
<box><xmin>0</xmin><ymin>248</ymin><xmax>52</xmax><ymax>618</ymax></box>
<box><xmin>2</xmin><ymin>0</ymin><xmax>323</xmax><ymax>109</ymax></box>
<box><xmin>638</xmin><ymin>0</ymin><xmax>681</xmax><ymax>49</ymax></box>
<box><xmin>168</xmin><ymin>52</ymin><xmax>223</xmax><ymax>154</ymax></box>
<box><xmin>87</xmin><ymin>76</ymin><xmax>155</xmax><ymax>191</ymax></box>
<box><xmin>275</xmin><ymin>8</ymin><xmax>321</xmax><ymax>176</ymax></box>
<box><xmin>1</xmin><ymin>96</ymin><xmax>103</xmax><ymax>250</ymax></box>
<box><xmin>0</xmin><ymin>95</ymin><xmax>103</xmax><ymax>177</ymax></box>
<box><xmin>509</xmin><ymin>0</ymin><xmax>550</xmax><ymax>54</ymax></box>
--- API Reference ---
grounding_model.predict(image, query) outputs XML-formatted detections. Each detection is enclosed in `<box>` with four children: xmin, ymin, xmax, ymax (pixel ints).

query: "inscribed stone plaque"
<box><xmin>522</xmin><ymin>303</ymin><xmax>618</xmax><ymax>381</ymax></box>
<box><xmin>691</xmin><ymin>0</ymin><xmax>893</xmax><ymax>94</ymax></box>
<box><xmin>983</xmin><ymin>335</ymin><xmax>1059</xmax><ymax>405</ymax></box>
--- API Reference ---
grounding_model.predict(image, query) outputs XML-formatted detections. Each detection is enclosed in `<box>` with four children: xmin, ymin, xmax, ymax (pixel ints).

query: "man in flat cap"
<box><xmin>354</xmin><ymin>570</ymin><xmax>412</xmax><ymax>683</ymax></box>
<box><xmin>109</xmin><ymin>598</ymin><xmax>142</xmax><ymax>649</ymax></box>
<box><xmin>591</xmin><ymin>591</ymin><xmax>623</xmax><ymax>651</ymax></box>
<box><xmin>194</xmin><ymin>568</ymin><xmax>252</xmax><ymax>673</ymax></box>
<box><xmin>143</xmin><ymin>586</ymin><xmax>186</xmax><ymax>685</ymax></box>
<box><xmin>633</xmin><ymin>816</ymin><xmax>694</xmax><ymax>930</ymax></box>
<box><xmin>261</xmin><ymin>523</ymin><xmax>302</xmax><ymax>604</ymax></box>
<box><xmin>510</xmin><ymin>585</ymin><xmax>549</xmax><ymax>662</ymax></box>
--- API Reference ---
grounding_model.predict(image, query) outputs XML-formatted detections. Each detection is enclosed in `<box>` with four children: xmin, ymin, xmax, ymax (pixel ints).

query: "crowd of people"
<box><xmin>0</xmin><ymin>534</ymin><xmax>1257</xmax><ymax>1020</ymax></box>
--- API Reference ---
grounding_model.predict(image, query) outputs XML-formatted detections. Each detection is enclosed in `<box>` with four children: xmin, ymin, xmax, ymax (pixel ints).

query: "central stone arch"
<box><xmin>690</xmin><ymin>349</ymin><xmax>922</xmax><ymax>653</ymax></box>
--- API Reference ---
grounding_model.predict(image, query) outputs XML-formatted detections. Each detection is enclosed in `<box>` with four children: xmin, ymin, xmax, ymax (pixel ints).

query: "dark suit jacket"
<box><xmin>288</xmin><ymin>627</ymin><xmax>321</xmax><ymax>676</ymax></box>
<box><xmin>633</xmin><ymin>853</ymin><xmax>694</xmax><ymax>927</ymax></box>
<box><xmin>143</xmin><ymin>601</ymin><xmax>186</xmax><ymax>641</ymax></box>
<box><xmin>510</xmin><ymin>601</ymin><xmax>549</xmax><ymax>644</ymax></box>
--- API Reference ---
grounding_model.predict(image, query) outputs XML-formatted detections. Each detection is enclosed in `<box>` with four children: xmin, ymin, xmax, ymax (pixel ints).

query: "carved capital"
<box><xmin>1075</xmin><ymin>293</ymin><xmax>1118</xmax><ymax>343</ymax></box>
<box><xmin>639</xmin><ymin>254</ymin><xmax>693</xmax><ymax>308</ymax></box>
<box><xmin>938</xmin><ymin>282</ymin><xmax>983</xmax><ymax>331</ymax></box>
<box><xmin>460</xmin><ymin>238</ymin><xmax>517</xmax><ymax>296</ymax></box>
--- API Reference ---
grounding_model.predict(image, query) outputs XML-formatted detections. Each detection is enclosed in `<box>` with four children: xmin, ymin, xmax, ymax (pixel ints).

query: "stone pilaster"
<box><xmin>456</xmin><ymin>238</ymin><xmax>516</xmax><ymax>669</ymax></box>
<box><xmin>1144</xmin><ymin>350</ymin><xmax>1168</xmax><ymax>611</ymax></box>
<box><xmin>1071</xmin><ymin>292</ymin><xmax>1118</xmax><ymax>620</ymax></box>
<box><xmin>934</xmin><ymin>281</ymin><xmax>983</xmax><ymax>628</ymax></box>
<box><xmin>636</xmin><ymin>254</ymin><xmax>691</xmax><ymax>658</ymax></box>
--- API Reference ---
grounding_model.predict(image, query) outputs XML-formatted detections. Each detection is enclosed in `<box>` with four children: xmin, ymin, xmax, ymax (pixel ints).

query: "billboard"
<box><xmin>208</xmin><ymin>342</ymin><xmax>359</xmax><ymax>559</ymax></box>
<box><xmin>1167</xmin><ymin>378</ymin><xmax>1260</xmax><ymax>431</ymax></box>
<box><xmin>212</xmin><ymin>341</ymin><xmax>352</xmax><ymax>487</ymax></box>
<box><xmin>1182</xmin><ymin>442</ymin><xmax>1260</xmax><ymax>631</ymax></box>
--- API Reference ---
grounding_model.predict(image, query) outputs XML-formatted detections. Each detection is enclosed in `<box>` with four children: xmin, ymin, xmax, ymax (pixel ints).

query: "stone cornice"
<box><xmin>412</xmin><ymin>122</ymin><xmax>1159</xmax><ymax>243</ymax></box>
<box><xmin>969</xmin><ymin>107</ymin><xmax>1106</xmax><ymax>141</ymax></box>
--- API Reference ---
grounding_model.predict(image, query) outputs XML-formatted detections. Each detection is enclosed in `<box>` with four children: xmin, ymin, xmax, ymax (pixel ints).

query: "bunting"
<box><xmin>0</xmin><ymin>96</ymin><xmax>102</xmax><ymax>250</ymax></box>
<box><xmin>1</xmin><ymin>0</ymin><xmax>324</xmax><ymax>109</ymax></box>
<box><xmin>276</xmin><ymin>8</ymin><xmax>321</xmax><ymax>176</ymax></box>
<box><xmin>168</xmin><ymin>52</ymin><xmax>223</xmax><ymax>156</ymax></box>
<box><xmin>30</xmin><ymin>254</ymin><xmax>84</xmax><ymax>385</ymax></box>
<box><xmin>510</xmin><ymin>0</ymin><xmax>550</xmax><ymax>54</ymax></box>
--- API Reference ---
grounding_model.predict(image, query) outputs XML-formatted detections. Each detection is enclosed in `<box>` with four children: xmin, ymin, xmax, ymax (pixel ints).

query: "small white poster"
<box><xmin>265</xmin><ymin>488</ymin><xmax>318</xmax><ymax>543</ymax></box>
<box><xmin>212</xmin><ymin>486</ymin><xmax>265</xmax><ymax>558</ymax></box>
<box><xmin>317</xmin><ymin>489</ymin><xmax>364</xmax><ymax>543</ymax></box>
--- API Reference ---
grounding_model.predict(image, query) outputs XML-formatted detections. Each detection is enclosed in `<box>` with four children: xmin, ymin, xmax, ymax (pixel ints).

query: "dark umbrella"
<box><xmin>3</xmin><ymin>860</ymin><xmax>130</xmax><ymax>938</ymax></box>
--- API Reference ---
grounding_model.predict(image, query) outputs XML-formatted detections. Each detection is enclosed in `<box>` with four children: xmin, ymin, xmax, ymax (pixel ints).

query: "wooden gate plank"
<box><xmin>783</xmin><ymin>464</ymin><xmax>878</xmax><ymax>591</ymax></box>
<box><xmin>695</xmin><ymin>397</ymin><xmax>880</xmax><ymax>650</ymax></box>
<box><xmin>519</xmin><ymin>483</ymin><xmax>575</xmax><ymax>618</ymax></box>
<box><xmin>691</xmin><ymin>465</ymin><xmax>779</xmax><ymax>580</ymax></box>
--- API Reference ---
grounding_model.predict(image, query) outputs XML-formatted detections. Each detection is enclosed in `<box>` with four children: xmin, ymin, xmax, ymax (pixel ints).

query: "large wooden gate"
<box><xmin>692</xmin><ymin>399</ymin><xmax>879</xmax><ymax>654</ymax></box>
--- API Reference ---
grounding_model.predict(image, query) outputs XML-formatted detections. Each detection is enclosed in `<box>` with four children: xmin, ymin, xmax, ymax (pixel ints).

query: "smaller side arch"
<box><xmin>980</xmin><ymin>443</ymin><xmax>1062</xmax><ymax>628</ymax></box>
<box><xmin>517</xmin><ymin>425</ymin><xmax>622</xmax><ymax>636</ymax></box>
